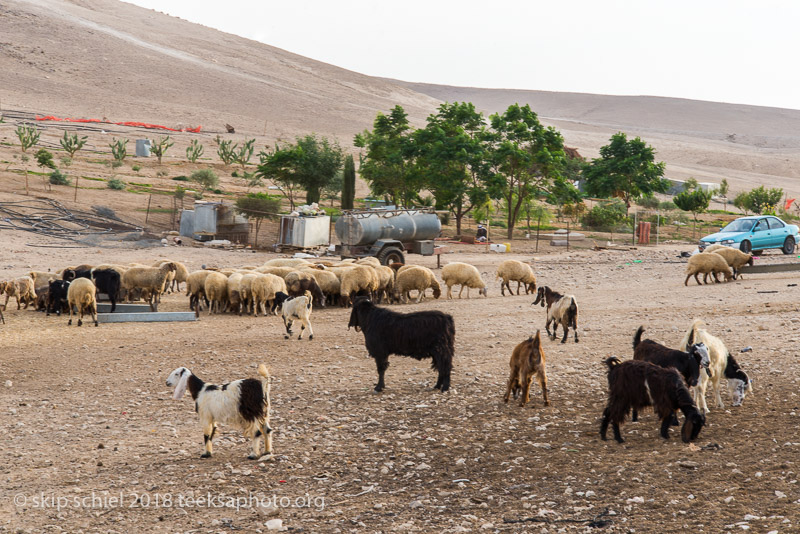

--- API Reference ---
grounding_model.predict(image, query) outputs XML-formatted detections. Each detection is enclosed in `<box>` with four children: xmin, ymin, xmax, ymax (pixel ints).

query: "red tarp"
<box><xmin>35</xmin><ymin>115</ymin><xmax>201</xmax><ymax>133</ymax></box>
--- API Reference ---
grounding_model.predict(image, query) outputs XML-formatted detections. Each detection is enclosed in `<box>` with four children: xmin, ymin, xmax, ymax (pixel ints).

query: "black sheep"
<box><xmin>46</xmin><ymin>279</ymin><xmax>71</xmax><ymax>316</ymax></box>
<box><xmin>600</xmin><ymin>357</ymin><xmax>706</xmax><ymax>444</ymax></box>
<box><xmin>348</xmin><ymin>297</ymin><xmax>454</xmax><ymax>393</ymax></box>
<box><xmin>91</xmin><ymin>269</ymin><xmax>121</xmax><ymax>313</ymax></box>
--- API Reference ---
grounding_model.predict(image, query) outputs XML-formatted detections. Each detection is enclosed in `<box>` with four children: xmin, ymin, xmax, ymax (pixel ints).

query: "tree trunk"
<box><xmin>306</xmin><ymin>186</ymin><xmax>320</xmax><ymax>205</ymax></box>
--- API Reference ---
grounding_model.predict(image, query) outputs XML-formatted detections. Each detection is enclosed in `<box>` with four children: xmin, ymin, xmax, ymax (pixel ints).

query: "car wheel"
<box><xmin>739</xmin><ymin>240</ymin><xmax>752</xmax><ymax>254</ymax></box>
<box><xmin>782</xmin><ymin>236</ymin><xmax>795</xmax><ymax>255</ymax></box>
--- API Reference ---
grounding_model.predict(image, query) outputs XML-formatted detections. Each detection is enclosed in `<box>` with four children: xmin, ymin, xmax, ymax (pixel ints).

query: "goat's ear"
<box><xmin>173</xmin><ymin>371</ymin><xmax>190</xmax><ymax>400</ymax></box>
<box><xmin>533</xmin><ymin>330</ymin><xmax>541</xmax><ymax>345</ymax></box>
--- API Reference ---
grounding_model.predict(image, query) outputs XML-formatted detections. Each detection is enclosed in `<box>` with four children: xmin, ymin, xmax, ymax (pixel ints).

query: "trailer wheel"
<box><xmin>377</xmin><ymin>247</ymin><xmax>405</xmax><ymax>266</ymax></box>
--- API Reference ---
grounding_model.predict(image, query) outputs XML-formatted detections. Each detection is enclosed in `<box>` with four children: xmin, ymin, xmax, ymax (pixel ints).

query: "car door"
<box><xmin>750</xmin><ymin>218</ymin><xmax>770</xmax><ymax>248</ymax></box>
<box><xmin>767</xmin><ymin>217</ymin><xmax>789</xmax><ymax>248</ymax></box>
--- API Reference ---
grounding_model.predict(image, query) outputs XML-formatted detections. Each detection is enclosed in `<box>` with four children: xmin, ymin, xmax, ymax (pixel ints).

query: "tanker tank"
<box><xmin>335</xmin><ymin>208</ymin><xmax>441</xmax><ymax>246</ymax></box>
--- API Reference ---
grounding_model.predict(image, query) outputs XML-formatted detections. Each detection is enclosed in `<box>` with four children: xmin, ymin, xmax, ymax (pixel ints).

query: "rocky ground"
<box><xmin>1</xmin><ymin>232</ymin><xmax>799</xmax><ymax>533</ymax></box>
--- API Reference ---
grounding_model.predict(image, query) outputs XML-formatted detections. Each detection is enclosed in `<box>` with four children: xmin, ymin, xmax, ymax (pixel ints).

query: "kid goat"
<box><xmin>166</xmin><ymin>364</ymin><xmax>273</xmax><ymax>459</ymax></box>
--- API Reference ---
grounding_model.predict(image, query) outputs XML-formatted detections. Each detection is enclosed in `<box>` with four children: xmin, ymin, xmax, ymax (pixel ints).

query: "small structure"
<box><xmin>135</xmin><ymin>139</ymin><xmax>151</xmax><ymax>157</ymax></box>
<box><xmin>278</xmin><ymin>215</ymin><xmax>331</xmax><ymax>250</ymax></box>
<box><xmin>179</xmin><ymin>201</ymin><xmax>249</xmax><ymax>243</ymax></box>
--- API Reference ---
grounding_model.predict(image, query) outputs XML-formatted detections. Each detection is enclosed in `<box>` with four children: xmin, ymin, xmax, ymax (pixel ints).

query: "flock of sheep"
<box><xmin>1</xmin><ymin>250</ymin><xmax>754</xmax><ymax>459</ymax></box>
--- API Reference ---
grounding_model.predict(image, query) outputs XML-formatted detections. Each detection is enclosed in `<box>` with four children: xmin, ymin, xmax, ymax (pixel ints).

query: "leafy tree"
<box><xmin>186</xmin><ymin>139</ymin><xmax>204</xmax><ymax>163</ymax></box>
<box><xmin>488</xmin><ymin>103</ymin><xmax>567</xmax><ymax>239</ymax></box>
<box><xmin>583</xmin><ymin>132</ymin><xmax>668</xmax><ymax>215</ymax></box>
<box><xmin>636</xmin><ymin>195</ymin><xmax>660</xmax><ymax>209</ymax></box>
<box><xmin>341</xmin><ymin>154</ymin><xmax>356</xmax><ymax>210</ymax></box>
<box><xmin>235</xmin><ymin>193</ymin><xmax>281</xmax><ymax>245</ymax></box>
<box><xmin>354</xmin><ymin>105</ymin><xmax>420</xmax><ymax>207</ymax></box>
<box><xmin>733</xmin><ymin>191</ymin><xmax>752</xmax><ymax>215</ymax></box>
<box><xmin>60</xmin><ymin>131</ymin><xmax>87</xmax><ymax>159</ymax></box>
<box><xmin>257</xmin><ymin>134</ymin><xmax>344</xmax><ymax>207</ymax></box>
<box><xmin>322</xmin><ymin>171</ymin><xmax>343</xmax><ymax>207</ymax></box>
<box><xmin>217</xmin><ymin>139</ymin><xmax>236</xmax><ymax>165</ymax></box>
<box><xmin>718</xmin><ymin>178</ymin><xmax>729</xmax><ymax>197</ymax></box>
<box><xmin>241</xmin><ymin>171</ymin><xmax>263</xmax><ymax>192</ymax></box>
<box><xmin>747</xmin><ymin>185</ymin><xmax>783</xmax><ymax>214</ymax></box>
<box><xmin>673</xmin><ymin>188</ymin><xmax>711</xmax><ymax>238</ymax></box>
<box><xmin>414</xmin><ymin>102</ymin><xmax>496</xmax><ymax>235</ymax></box>
<box><xmin>233</xmin><ymin>139</ymin><xmax>256</xmax><ymax>170</ymax></box>
<box><xmin>36</xmin><ymin>149</ymin><xmax>56</xmax><ymax>191</ymax></box>
<box><xmin>109</xmin><ymin>138</ymin><xmax>128</xmax><ymax>163</ymax></box>
<box><xmin>581</xmin><ymin>199</ymin><xmax>628</xmax><ymax>229</ymax></box>
<box><xmin>15</xmin><ymin>124</ymin><xmax>40</xmax><ymax>153</ymax></box>
<box><xmin>683</xmin><ymin>177</ymin><xmax>699</xmax><ymax>191</ymax></box>
<box><xmin>150</xmin><ymin>135</ymin><xmax>174</xmax><ymax>164</ymax></box>
<box><xmin>190</xmin><ymin>168</ymin><xmax>219</xmax><ymax>194</ymax></box>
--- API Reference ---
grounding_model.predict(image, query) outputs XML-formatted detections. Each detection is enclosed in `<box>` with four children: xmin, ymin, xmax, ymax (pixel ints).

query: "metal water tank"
<box><xmin>335</xmin><ymin>209</ymin><xmax>441</xmax><ymax>246</ymax></box>
<box><xmin>135</xmin><ymin>139</ymin><xmax>151</xmax><ymax>157</ymax></box>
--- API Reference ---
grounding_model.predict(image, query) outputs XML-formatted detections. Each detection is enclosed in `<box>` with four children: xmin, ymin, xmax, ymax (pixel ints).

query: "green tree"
<box><xmin>186</xmin><ymin>139</ymin><xmax>204</xmax><ymax>163</ymax></box>
<box><xmin>414</xmin><ymin>102</ymin><xmax>496</xmax><ymax>235</ymax></box>
<box><xmin>257</xmin><ymin>134</ymin><xmax>344</xmax><ymax>207</ymax></box>
<box><xmin>718</xmin><ymin>178</ymin><xmax>729</xmax><ymax>197</ymax></box>
<box><xmin>322</xmin><ymin>171</ymin><xmax>343</xmax><ymax>207</ymax></box>
<box><xmin>747</xmin><ymin>185</ymin><xmax>783</xmax><ymax>214</ymax></box>
<box><xmin>36</xmin><ymin>148</ymin><xmax>56</xmax><ymax>191</ymax></box>
<box><xmin>109</xmin><ymin>138</ymin><xmax>128</xmax><ymax>163</ymax></box>
<box><xmin>15</xmin><ymin>124</ymin><xmax>40</xmax><ymax>153</ymax></box>
<box><xmin>190</xmin><ymin>168</ymin><xmax>219</xmax><ymax>194</ymax></box>
<box><xmin>233</xmin><ymin>139</ymin><xmax>256</xmax><ymax>171</ymax></box>
<box><xmin>673</xmin><ymin>188</ymin><xmax>712</xmax><ymax>238</ymax></box>
<box><xmin>581</xmin><ymin>199</ymin><xmax>628</xmax><ymax>229</ymax></box>
<box><xmin>235</xmin><ymin>193</ymin><xmax>281</xmax><ymax>245</ymax></box>
<box><xmin>488</xmin><ymin>103</ymin><xmax>567</xmax><ymax>239</ymax></box>
<box><xmin>733</xmin><ymin>191</ymin><xmax>752</xmax><ymax>215</ymax></box>
<box><xmin>683</xmin><ymin>177</ymin><xmax>699</xmax><ymax>191</ymax></box>
<box><xmin>583</xmin><ymin>132</ymin><xmax>668</xmax><ymax>216</ymax></box>
<box><xmin>59</xmin><ymin>131</ymin><xmax>87</xmax><ymax>159</ymax></box>
<box><xmin>341</xmin><ymin>154</ymin><xmax>356</xmax><ymax>210</ymax></box>
<box><xmin>354</xmin><ymin>105</ymin><xmax>420</xmax><ymax>207</ymax></box>
<box><xmin>217</xmin><ymin>139</ymin><xmax>236</xmax><ymax>165</ymax></box>
<box><xmin>150</xmin><ymin>136</ymin><xmax>174</xmax><ymax>165</ymax></box>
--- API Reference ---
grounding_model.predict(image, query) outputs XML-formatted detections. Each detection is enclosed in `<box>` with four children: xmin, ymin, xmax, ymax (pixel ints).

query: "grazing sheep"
<box><xmin>703</xmin><ymin>244</ymin><xmax>727</xmax><ymax>254</ymax></box>
<box><xmin>348</xmin><ymin>297</ymin><xmax>454</xmax><ymax>392</ymax></box>
<box><xmin>226</xmin><ymin>273</ymin><xmax>244</xmax><ymax>315</ymax></box>
<box><xmin>249</xmin><ymin>274</ymin><xmax>285</xmax><ymax>317</ymax></box>
<box><xmin>2</xmin><ymin>276</ymin><xmax>37</xmax><ymax>310</ymax></box>
<box><xmin>67</xmin><ymin>277</ymin><xmax>98</xmax><ymax>327</ymax></box>
<box><xmin>393</xmin><ymin>266</ymin><xmax>442</xmax><ymax>304</ymax></box>
<box><xmin>680</xmin><ymin>319</ymin><xmax>753</xmax><ymax>413</ymax></box>
<box><xmin>354</xmin><ymin>256</ymin><xmax>382</xmax><ymax>268</ymax></box>
<box><xmin>263</xmin><ymin>258</ymin><xmax>311</xmax><ymax>268</ymax></box>
<box><xmin>90</xmin><ymin>268</ymin><xmax>122</xmax><ymax>313</ymax></box>
<box><xmin>256</xmin><ymin>266</ymin><xmax>296</xmax><ymax>279</ymax></box>
<box><xmin>599</xmin><ymin>357</ymin><xmax>706</xmax><ymax>444</ymax></box>
<box><xmin>374</xmin><ymin>266</ymin><xmax>395</xmax><ymax>304</ymax></box>
<box><xmin>278</xmin><ymin>290</ymin><xmax>314</xmax><ymax>340</ymax></box>
<box><xmin>122</xmin><ymin>262</ymin><xmax>177</xmax><ymax>311</ymax></box>
<box><xmin>186</xmin><ymin>270</ymin><xmax>213</xmax><ymax>313</ymax></box>
<box><xmin>709</xmin><ymin>248</ymin><xmax>753</xmax><ymax>280</ymax></box>
<box><xmin>503</xmin><ymin>331</ymin><xmax>549</xmax><ymax>407</ymax></box>
<box><xmin>166</xmin><ymin>364</ymin><xmax>273</xmax><ymax>459</ymax></box>
<box><xmin>496</xmin><ymin>260</ymin><xmax>537</xmax><ymax>296</ymax></box>
<box><xmin>285</xmin><ymin>271</ymin><xmax>326</xmax><ymax>308</ymax></box>
<box><xmin>532</xmin><ymin>286</ymin><xmax>578</xmax><ymax>343</ymax></box>
<box><xmin>338</xmin><ymin>265</ymin><xmax>378</xmax><ymax>307</ymax></box>
<box><xmin>684</xmin><ymin>253</ymin><xmax>733</xmax><ymax>285</ymax></box>
<box><xmin>442</xmin><ymin>262</ymin><xmax>487</xmax><ymax>299</ymax></box>
<box><xmin>204</xmin><ymin>271</ymin><xmax>229</xmax><ymax>315</ymax></box>
<box><xmin>46</xmin><ymin>280</ymin><xmax>71</xmax><ymax>316</ymax></box>
<box><xmin>29</xmin><ymin>271</ymin><xmax>59</xmax><ymax>292</ymax></box>
<box><xmin>306</xmin><ymin>269</ymin><xmax>341</xmax><ymax>306</ymax></box>
<box><xmin>152</xmin><ymin>260</ymin><xmax>189</xmax><ymax>292</ymax></box>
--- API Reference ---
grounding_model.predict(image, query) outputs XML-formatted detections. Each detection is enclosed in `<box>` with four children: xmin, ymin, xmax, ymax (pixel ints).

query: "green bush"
<box><xmin>107</xmin><ymin>178</ymin><xmax>125</xmax><ymax>190</ymax></box>
<box><xmin>172</xmin><ymin>175</ymin><xmax>189</xmax><ymax>181</ymax></box>
<box><xmin>211</xmin><ymin>188</ymin><xmax>224</xmax><ymax>195</ymax></box>
<box><xmin>132</xmin><ymin>164</ymin><xmax>141</xmax><ymax>172</ymax></box>
<box><xmin>658</xmin><ymin>200</ymin><xmax>677</xmax><ymax>211</ymax></box>
<box><xmin>636</xmin><ymin>195</ymin><xmax>660</xmax><ymax>209</ymax></box>
<box><xmin>49</xmin><ymin>169</ymin><xmax>70</xmax><ymax>186</ymax></box>
<box><xmin>581</xmin><ymin>199</ymin><xmax>629</xmax><ymax>229</ymax></box>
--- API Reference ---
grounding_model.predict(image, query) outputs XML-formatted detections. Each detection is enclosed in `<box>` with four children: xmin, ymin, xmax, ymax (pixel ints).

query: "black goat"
<box><xmin>91</xmin><ymin>268</ymin><xmax>121</xmax><ymax>313</ymax></box>
<box><xmin>46</xmin><ymin>280</ymin><xmax>71</xmax><ymax>316</ymax></box>
<box><xmin>724</xmin><ymin>353</ymin><xmax>752</xmax><ymax>407</ymax></box>
<box><xmin>600</xmin><ymin>357</ymin><xmax>706</xmax><ymax>444</ymax></box>
<box><xmin>631</xmin><ymin>326</ymin><xmax>709</xmax><ymax>422</ymax></box>
<box><xmin>348</xmin><ymin>297</ymin><xmax>454</xmax><ymax>393</ymax></box>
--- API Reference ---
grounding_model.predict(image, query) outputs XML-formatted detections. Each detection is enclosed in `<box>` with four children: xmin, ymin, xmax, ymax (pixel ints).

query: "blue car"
<box><xmin>699</xmin><ymin>215</ymin><xmax>800</xmax><ymax>254</ymax></box>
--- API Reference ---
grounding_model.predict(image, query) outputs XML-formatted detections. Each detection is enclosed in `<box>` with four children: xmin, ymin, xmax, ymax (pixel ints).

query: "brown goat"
<box><xmin>503</xmin><ymin>331</ymin><xmax>549</xmax><ymax>407</ymax></box>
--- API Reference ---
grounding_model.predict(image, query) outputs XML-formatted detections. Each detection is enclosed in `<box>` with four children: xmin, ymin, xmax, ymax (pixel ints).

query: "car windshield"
<box><xmin>720</xmin><ymin>219</ymin><xmax>755</xmax><ymax>233</ymax></box>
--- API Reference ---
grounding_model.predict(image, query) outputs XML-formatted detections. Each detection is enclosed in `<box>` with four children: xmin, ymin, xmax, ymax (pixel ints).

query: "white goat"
<box><xmin>166</xmin><ymin>364</ymin><xmax>273</xmax><ymax>459</ymax></box>
<box><xmin>274</xmin><ymin>290</ymin><xmax>314</xmax><ymax>340</ymax></box>
<box><xmin>679</xmin><ymin>318</ymin><xmax>753</xmax><ymax>413</ymax></box>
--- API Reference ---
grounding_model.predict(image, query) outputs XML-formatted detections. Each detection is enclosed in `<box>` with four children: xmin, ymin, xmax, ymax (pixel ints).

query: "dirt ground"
<box><xmin>1</xmin><ymin>230</ymin><xmax>799</xmax><ymax>533</ymax></box>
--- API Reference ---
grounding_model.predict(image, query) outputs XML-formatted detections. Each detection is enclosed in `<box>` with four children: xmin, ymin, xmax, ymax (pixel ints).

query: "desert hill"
<box><xmin>1</xmin><ymin>0</ymin><xmax>800</xmax><ymax>199</ymax></box>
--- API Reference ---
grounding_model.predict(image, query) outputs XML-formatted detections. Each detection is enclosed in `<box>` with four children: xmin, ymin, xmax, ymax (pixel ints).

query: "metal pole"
<box><xmin>632</xmin><ymin>211</ymin><xmax>637</xmax><ymax>246</ymax></box>
<box><xmin>145</xmin><ymin>194</ymin><xmax>152</xmax><ymax>224</ymax></box>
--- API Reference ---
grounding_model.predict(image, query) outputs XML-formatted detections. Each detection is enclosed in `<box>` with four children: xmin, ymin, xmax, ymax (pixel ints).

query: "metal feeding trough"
<box><xmin>97</xmin><ymin>312</ymin><xmax>197</xmax><ymax>323</ymax></box>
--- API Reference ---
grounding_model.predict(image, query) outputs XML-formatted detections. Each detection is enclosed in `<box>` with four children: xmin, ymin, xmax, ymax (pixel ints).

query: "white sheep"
<box><xmin>338</xmin><ymin>265</ymin><xmax>378</xmax><ymax>307</ymax></box>
<box><xmin>226</xmin><ymin>273</ymin><xmax>244</xmax><ymax>315</ymax></box>
<box><xmin>67</xmin><ymin>277</ymin><xmax>98</xmax><ymax>327</ymax></box>
<box><xmin>186</xmin><ymin>270</ymin><xmax>213</xmax><ymax>313</ymax></box>
<box><xmin>355</xmin><ymin>256</ymin><xmax>382</xmax><ymax>268</ymax></box>
<box><xmin>122</xmin><ymin>262</ymin><xmax>177</xmax><ymax>311</ymax></box>
<box><xmin>166</xmin><ymin>364</ymin><xmax>273</xmax><ymax>459</ymax></box>
<box><xmin>679</xmin><ymin>318</ymin><xmax>753</xmax><ymax>413</ymax></box>
<box><xmin>204</xmin><ymin>271</ymin><xmax>229</xmax><ymax>315</ymax></box>
<box><xmin>709</xmin><ymin>248</ymin><xmax>753</xmax><ymax>280</ymax></box>
<box><xmin>256</xmin><ymin>266</ymin><xmax>296</xmax><ymax>279</ymax></box>
<box><xmin>153</xmin><ymin>259</ymin><xmax>189</xmax><ymax>292</ymax></box>
<box><xmin>703</xmin><ymin>244</ymin><xmax>727</xmax><ymax>254</ymax></box>
<box><xmin>441</xmin><ymin>262</ymin><xmax>487</xmax><ymax>299</ymax></box>
<box><xmin>375</xmin><ymin>265</ymin><xmax>395</xmax><ymax>303</ymax></box>
<box><xmin>251</xmin><ymin>274</ymin><xmax>286</xmax><ymax>317</ymax></box>
<box><xmin>280</xmin><ymin>290</ymin><xmax>314</xmax><ymax>340</ymax></box>
<box><xmin>306</xmin><ymin>268</ymin><xmax>341</xmax><ymax>306</ymax></box>
<box><xmin>263</xmin><ymin>258</ymin><xmax>311</xmax><ymax>268</ymax></box>
<box><xmin>393</xmin><ymin>266</ymin><xmax>442</xmax><ymax>304</ymax></box>
<box><xmin>496</xmin><ymin>260</ymin><xmax>537</xmax><ymax>296</ymax></box>
<box><xmin>684</xmin><ymin>253</ymin><xmax>733</xmax><ymax>285</ymax></box>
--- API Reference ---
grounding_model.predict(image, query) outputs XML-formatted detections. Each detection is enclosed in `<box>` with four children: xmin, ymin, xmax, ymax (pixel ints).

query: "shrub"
<box><xmin>132</xmin><ymin>164</ymin><xmax>141</xmax><ymax>172</ymax></box>
<box><xmin>186</xmin><ymin>139</ymin><xmax>204</xmax><ymax>163</ymax></box>
<box><xmin>581</xmin><ymin>199</ymin><xmax>629</xmax><ymax>229</ymax></box>
<box><xmin>111</xmin><ymin>160</ymin><xmax>123</xmax><ymax>169</ymax></box>
<box><xmin>49</xmin><ymin>169</ymin><xmax>70</xmax><ymax>186</ymax></box>
<box><xmin>60</xmin><ymin>157</ymin><xmax>72</xmax><ymax>167</ymax></box>
<box><xmin>107</xmin><ymin>178</ymin><xmax>125</xmax><ymax>190</ymax></box>
<box><xmin>35</xmin><ymin>148</ymin><xmax>56</xmax><ymax>170</ymax></box>
<box><xmin>172</xmin><ymin>175</ymin><xmax>189</xmax><ymax>182</ymax></box>
<box><xmin>658</xmin><ymin>200</ymin><xmax>677</xmax><ymax>211</ymax></box>
<box><xmin>636</xmin><ymin>195</ymin><xmax>660</xmax><ymax>209</ymax></box>
<box><xmin>190</xmin><ymin>168</ymin><xmax>219</xmax><ymax>193</ymax></box>
<box><xmin>156</xmin><ymin>169</ymin><xmax>169</xmax><ymax>178</ymax></box>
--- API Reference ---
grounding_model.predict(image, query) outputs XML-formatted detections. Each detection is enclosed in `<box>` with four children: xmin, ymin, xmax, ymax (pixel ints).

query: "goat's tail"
<box><xmin>683</xmin><ymin>318</ymin><xmax>706</xmax><ymax>351</ymax></box>
<box><xmin>604</xmin><ymin>356</ymin><xmax>623</xmax><ymax>370</ymax></box>
<box><xmin>632</xmin><ymin>326</ymin><xmax>645</xmax><ymax>350</ymax></box>
<box><xmin>568</xmin><ymin>298</ymin><xmax>578</xmax><ymax>328</ymax></box>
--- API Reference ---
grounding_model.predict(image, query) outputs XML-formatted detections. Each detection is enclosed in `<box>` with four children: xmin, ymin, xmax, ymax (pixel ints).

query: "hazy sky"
<box><xmin>127</xmin><ymin>0</ymin><xmax>800</xmax><ymax>110</ymax></box>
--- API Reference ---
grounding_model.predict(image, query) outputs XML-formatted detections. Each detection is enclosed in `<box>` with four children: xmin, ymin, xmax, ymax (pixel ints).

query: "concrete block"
<box><xmin>98</xmin><ymin>312</ymin><xmax>197</xmax><ymax>323</ymax></box>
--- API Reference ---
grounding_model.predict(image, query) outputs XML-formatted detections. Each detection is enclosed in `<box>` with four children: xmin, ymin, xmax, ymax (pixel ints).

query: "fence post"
<box><xmin>566</xmin><ymin>221</ymin><xmax>570</xmax><ymax>251</ymax></box>
<box><xmin>145</xmin><ymin>194</ymin><xmax>152</xmax><ymax>224</ymax></box>
<box><xmin>632</xmin><ymin>211</ymin><xmax>637</xmax><ymax>246</ymax></box>
<box><xmin>535</xmin><ymin>215</ymin><xmax>541</xmax><ymax>253</ymax></box>
<box><xmin>656</xmin><ymin>211</ymin><xmax>660</xmax><ymax>246</ymax></box>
